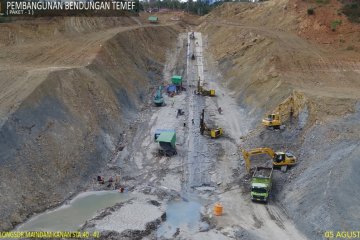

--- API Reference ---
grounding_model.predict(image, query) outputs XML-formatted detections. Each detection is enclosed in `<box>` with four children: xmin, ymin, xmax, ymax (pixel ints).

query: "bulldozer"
<box><xmin>241</xmin><ymin>147</ymin><xmax>296</xmax><ymax>172</ymax></box>
<box><xmin>200</xmin><ymin>109</ymin><xmax>223</xmax><ymax>138</ymax></box>
<box><xmin>262</xmin><ymin>96</ymin><xmax>295</xmax><ymax>130</ymax></box>
<box><xmin>196</xmin><ymin>78</ymin><xmax>215</xmax><ymax>97</ymax></box>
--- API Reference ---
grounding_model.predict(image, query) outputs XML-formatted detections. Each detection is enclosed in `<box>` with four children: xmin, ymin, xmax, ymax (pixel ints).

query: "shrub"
<box><xmin>316</xmin><ymin>0</ymin><xmax>329</xmax><ymax>4</ymax></box>
<box><xmin>341</xmin><ymin>3</ymin><xmax>360</xmax><ymax>23</ymax></box>
<box><xmin>331</xmin><ymin>19</ymin><xmax>342</xmax><ymax>31</ymax></box>
<box><xmin>307</xmin><ymin>8</ymin><xmax>315</xmax><ymax>15</ymax></box>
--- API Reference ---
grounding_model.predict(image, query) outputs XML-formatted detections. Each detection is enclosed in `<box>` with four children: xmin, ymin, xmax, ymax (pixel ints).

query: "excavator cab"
<box><xmin>262</xmin><ymin>113</ymin><xmax>281</xmax><ymax>129</ymax></box>
<box><xmin>267</xmin><ymin>114</ymin><xmax>278</xmax><ymax>121</ymax></box>
<box><xmin>273</xmin><ymin>151</ymin><xmax>296</xmax><ymax>172</ymax></box>
<box><xmin>273</xmin><ymin>153</ymin><xmax>284</xmax><ymax>163</ymax></box>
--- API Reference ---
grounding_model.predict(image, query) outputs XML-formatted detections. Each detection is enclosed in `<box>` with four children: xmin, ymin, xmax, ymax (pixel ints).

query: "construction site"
<box><xmin>1</xmin><ymin>0</ymin><xmax>360</xmax><ymax>239</ymax></box>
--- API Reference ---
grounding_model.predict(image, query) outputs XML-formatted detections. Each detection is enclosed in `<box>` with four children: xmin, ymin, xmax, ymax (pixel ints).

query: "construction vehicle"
<box><xmin>156</xmin><ymin>131</ymin><xmax>177</xmax><ymax>157</ymax></box>
<box><xmin>262</xmin><ymin>96</ymin><xmax>295</xmax><ymax>129</ymax></box>
<box><xmin>262</xmin><ymin>113</ymin><xmax>282</xmax><ymax>129</ymax></box>
<box><xmin>242</xmin><ymin>147</ymin><xmax>296</xmax><ymax>172</ymax></box>
<box><xmin>171</xmin><ymin>75</ymin><xmax>182</xmax><ymax>86</ymax></box>
<box><xmin>200</xmin><ymin>109</ymin><xmax>223</xmax><ymax>138</ymax></box>
<box><xmin>196</xmin><ymin>78</ymin><xmax>215</xmax><ymax>96</ymax></box>
<box><xmin>154</xmin><ymin>129</ymin><xmax>175</xmax><ymax>141</ymax></box>
<box><xmin>251</xmin><ymin>167</ymin><xmax>273</xmax><ymax>203</ymax></box>
<box><xmin>153</xmin><ymin>86</ymin><xmax>164</xmax><ymax>106</ymax></box>
<box><xmin>148</xmin><ymin>16</ymin><xmax>158</xmax><ymax>23</ymax></box>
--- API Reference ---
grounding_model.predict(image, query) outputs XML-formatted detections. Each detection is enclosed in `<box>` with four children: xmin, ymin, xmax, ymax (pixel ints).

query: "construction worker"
<box><xmin>218</xmin><ymin>107</ymin><xmax>222</xmax><ymax>114</ymax></box>
<box><xmin>192</xmin><ymin>119</ymin><xmax>195</xmax><ymax>125</ymax></box>
<box><xmin>97</xmin><ymin>176</ymin><xmax>104</xmax><ymax>184</ymax></box>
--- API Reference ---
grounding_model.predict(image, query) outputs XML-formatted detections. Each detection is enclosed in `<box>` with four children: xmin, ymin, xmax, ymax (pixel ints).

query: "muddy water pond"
<box><xmin>157</xmin><ymin>197</ymin><xmax>209</xmax><ymax>238</ymax></box>
<box><xmin>17</xmin><ymin>191</ymin><xmax>131</xmax><ymax>232</ymax></box>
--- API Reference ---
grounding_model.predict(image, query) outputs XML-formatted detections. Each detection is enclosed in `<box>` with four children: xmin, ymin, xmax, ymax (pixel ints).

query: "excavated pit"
<box><xmin>1</xmin><ymin>4</ymin><xmax>360</xmax><ymax>239</ymax></box>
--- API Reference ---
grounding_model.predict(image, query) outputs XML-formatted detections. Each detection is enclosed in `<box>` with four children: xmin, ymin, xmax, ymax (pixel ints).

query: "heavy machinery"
<box><xmin>196</xmin><ymin>78</ymin><xmax>215</xmax><ymax>96</ymax></box>
<box><xmin>262</xmin><ymin>113</ymin><xmax>281</xmax><ymax>129</ymax></box>
<box><xmin>241</xmin><ymin>147</ymin><xmax>296</xmax><ymax>172</ymax></box>
<box><xmin>262</xmin><ymin>96</ymin><xmax>295</xmax><ymax>129</ymax></box>
<box><xmin>251</xmin><ymin>167</ymin><xmax>273</xmax><ymax>203</ymax></box>
<box><xmin>154</xmin><ymin>129</ymin><xmax>175</xmax><ymax>141</ymax></box>
<box><xmin>200</xmin><ymin>109</ymin><xmax>223</xmax><ymax>138</ymax></box>
<box><xmin>148</xmin><ymin>16</ymin><xmax>159</xmax><ymax>23</ymax></box>
<box><xmin>156</xmin><ymin>131</ymin><xmax>177</xmax><ymax>157</ymax></box>
<box><xmin>153</xmin><ymin>86</ymin><xmax>164</xmax><ymax>106</ymax></box>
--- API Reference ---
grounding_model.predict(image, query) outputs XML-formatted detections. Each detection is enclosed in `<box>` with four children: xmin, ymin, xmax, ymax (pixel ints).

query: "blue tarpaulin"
<box><xmin>167</xmin><ymin>85</ymin><xmax>177</xmax><ymax>93</ymax></box>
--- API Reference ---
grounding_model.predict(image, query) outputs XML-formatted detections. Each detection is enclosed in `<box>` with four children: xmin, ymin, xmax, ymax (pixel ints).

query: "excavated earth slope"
<box><xmin>0</xmin><ymin>17</ymin><xmax>180</xmax><ymax>230</ymax></box>
<box><xmin>200</xmin><ymin>1</ymin><xmax>360</xmax><ymax>239</ymax></box>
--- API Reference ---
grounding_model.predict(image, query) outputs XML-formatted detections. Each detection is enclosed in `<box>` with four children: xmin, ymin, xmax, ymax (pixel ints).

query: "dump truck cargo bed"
<box><xmin>253</xmin><ymin>167</ymin><xmax>273</xmax><ymax>178</ymax></box>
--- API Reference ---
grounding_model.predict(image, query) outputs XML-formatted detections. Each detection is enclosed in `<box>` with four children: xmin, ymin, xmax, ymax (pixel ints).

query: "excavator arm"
<box><xmin>241</xmin><ymin>148</ymin><xmax>276</xmax><ymax>173</ymax></box>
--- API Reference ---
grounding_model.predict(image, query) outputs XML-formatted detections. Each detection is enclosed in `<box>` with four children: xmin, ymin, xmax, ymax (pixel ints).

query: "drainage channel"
<box><xmin>157</xmin><ymin>31</ymin><xmax>213</xmax><ymax>238</ymax></box>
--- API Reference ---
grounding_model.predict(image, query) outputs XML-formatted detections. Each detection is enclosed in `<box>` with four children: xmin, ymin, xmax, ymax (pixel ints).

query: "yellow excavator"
<box><xmin>241</xmin><ymin>147</ymin><xmax>296</xmax><ymax>172</ymax></box>
<box><xmin>262</xmin><ymin>113</ymin><xmax>282</xmax><ymax>129</ymax></box>
<box><xmin>200</xmin><ymin>109</ymin><xmax>223</xmax><ymax>138</ymax></box>
<box><xmin>262</xmin><ymin>96</ymin><xmax>295</xmax><ymax>129</ymax></box>
<box><xmin>197</xmin><ymin>78</ymin><xmax>215</xmax><ymax>97</ymax></box>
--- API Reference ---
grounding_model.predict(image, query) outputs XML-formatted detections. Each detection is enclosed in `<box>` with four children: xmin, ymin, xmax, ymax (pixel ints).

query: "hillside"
<box><xmin>0</xmin><ymin>16</ymin><xmax>181</xmax><ymax>230</ymax></box>
<box><xmin>200</xmin><ymin>1</ymin><xmax>360</xmax><ymax>238</ymax></box>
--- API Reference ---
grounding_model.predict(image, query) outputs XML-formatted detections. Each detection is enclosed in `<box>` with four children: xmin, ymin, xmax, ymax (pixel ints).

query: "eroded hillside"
<box><xmin>200</xmin><ymin>2</ymin><xmax>360</xmax><ymax>238</ymax></box>
<box><xmin>0</xmin><ymin>17</ymin><xmax>181</xmax><ymax>230</ymax></box>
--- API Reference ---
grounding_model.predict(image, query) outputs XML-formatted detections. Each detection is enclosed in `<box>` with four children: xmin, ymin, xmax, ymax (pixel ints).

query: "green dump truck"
<box><xmin>251</xmin><ymin>167</ymin><xmax>273</xmax><ymax>203</ymax></box>
<box><xmin>156</xmin><ymin>131</ymin><xmax>177</xmax><ymax>157</ymax></box>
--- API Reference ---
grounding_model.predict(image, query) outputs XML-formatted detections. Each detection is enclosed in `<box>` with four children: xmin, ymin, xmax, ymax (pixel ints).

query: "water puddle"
<box><xmin>157</xmin><ymin>197</ymin><xmax>208</xmax><ymax>238</ymax></box>
<box><xmin>17</xmin><ymin>190</ymin><xmax>131</xmax><ymax>232</ymax></box>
